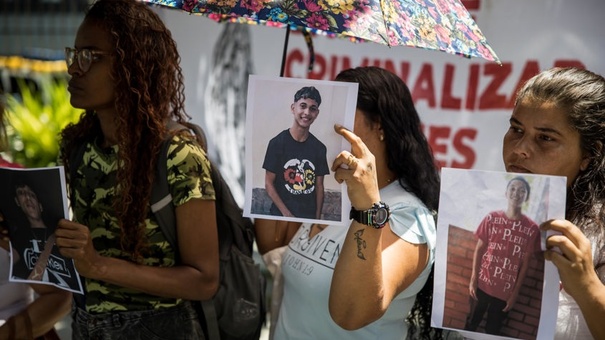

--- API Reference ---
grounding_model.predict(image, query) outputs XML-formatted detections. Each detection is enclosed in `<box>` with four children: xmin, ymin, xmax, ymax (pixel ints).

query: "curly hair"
<box><xmin>60</xmin><ymin>0</ymin><xmax>188</xmax><ymax>261</ymax></box>
<box><xmin>335</xmin><ymin>66</ymin><xmax>441</xmax><ymax>339</ymax></box>
<box><xmin>515</xmin><ymin>67</ymin><xmax>605</xmax><ymax>279</ymax></box>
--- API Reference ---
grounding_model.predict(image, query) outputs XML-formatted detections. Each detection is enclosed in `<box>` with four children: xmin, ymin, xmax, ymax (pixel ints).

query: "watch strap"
<box><xmin>349</xmin><ymin>201</ymin><xmax>390</xmax><ymax>229</ymax></box>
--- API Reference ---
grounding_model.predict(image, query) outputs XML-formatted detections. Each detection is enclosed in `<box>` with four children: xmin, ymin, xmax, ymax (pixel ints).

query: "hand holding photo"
<box><xmin>0</xmin><ymin>166</ymin><xmax>83</xmax><ymax>294</ymax></box>
<box><xmin>432</xmin><ymin>168</ymin><xmax>566</xmax><ymax>340</ymax></box>
<box><xmin>244</xmin><ymin>75</ymin><xmax>357</xmax><ymax>226</ymax></box>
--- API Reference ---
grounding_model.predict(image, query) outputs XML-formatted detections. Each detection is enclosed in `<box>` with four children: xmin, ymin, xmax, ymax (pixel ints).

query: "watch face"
<box><xmin>375</xmin><ymin>208</ymin><xmax>389</xmax><ymax>224</ymax></box>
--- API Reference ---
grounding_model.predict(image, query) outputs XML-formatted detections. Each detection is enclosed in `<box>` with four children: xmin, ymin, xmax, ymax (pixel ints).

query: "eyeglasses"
<box><xmin>65</xmin><ymin>47</ymin><xmax>109</xmax><ymax>73</ymax></box>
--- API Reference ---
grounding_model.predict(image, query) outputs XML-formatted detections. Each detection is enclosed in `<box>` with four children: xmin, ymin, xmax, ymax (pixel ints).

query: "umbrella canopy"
<box><xmin>144</xmin><ymin>0</ymin><xmax>500</xmax><ymax>72</ymax></box>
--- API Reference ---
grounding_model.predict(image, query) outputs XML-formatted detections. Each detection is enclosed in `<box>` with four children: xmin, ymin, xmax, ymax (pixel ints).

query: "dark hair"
<box><xmin>60</xmin><ymin>0</ymin><xmax>189</xmax><ymax>261</ymax></box>
<box><xmin>294</xmin><ymin>86</ymin><xmax>322</xmax><ymax>106</ymax></box>
<box><xmin>14</xmin><ymin>182</ymin><xmax>41</xmax><ymax>213</ymax></box>
<box><xmin>335</xmin><ymin>66</ymin><xmax>441</xmax><ymax>339</ymax></box>
<box><xmin>14</xmin><ymin>182</ymin><xmax>37</xmax><ymax>195</ymax></box>
<box><xmin>334</xmin><ymin>66</ymin><xmax>440</xmax><ymax>211</ymax></box>
<box><xmin>515</xmin><ymin>66</ymin><xmax>605</xmax><ymax>280</ymax></box>
<box><xmin>507</xmin><ymin>176</ymin><xmax>531</xmax><ymax>201</ymax></box>
<box><xmin>12</xmin><ymin>181</ymin><xmax>51</xmax><ymax>229</ymax></box>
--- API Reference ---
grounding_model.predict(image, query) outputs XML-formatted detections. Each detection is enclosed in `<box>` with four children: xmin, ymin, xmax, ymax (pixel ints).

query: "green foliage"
<box><xmin>4</xmin><ymin>77</ymin><xmax>82</xmax><ymax>168</ymax></box>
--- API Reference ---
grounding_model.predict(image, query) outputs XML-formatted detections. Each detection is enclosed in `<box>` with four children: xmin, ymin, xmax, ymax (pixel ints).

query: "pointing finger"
<box><xmin>334</xmin><ymin>124</ymin><xmax>367</xmax><ymax>158</ymax></box>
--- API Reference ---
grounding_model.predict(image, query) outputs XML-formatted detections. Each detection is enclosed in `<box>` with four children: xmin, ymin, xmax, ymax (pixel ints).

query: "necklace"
<box><xmin>380</xmin><ymin>176</ymin><xmax>397</xmax><ymax>189</ymax></box>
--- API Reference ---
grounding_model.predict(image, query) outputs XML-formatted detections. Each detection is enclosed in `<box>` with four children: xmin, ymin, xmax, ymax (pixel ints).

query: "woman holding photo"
<box><xmin>502</xmin><ymin>67</ymin><xmax>605</xmax><ymax>339</ymax></box>
<box><xmin>255</xmin><ymin>66</ymin><xmax>441</xmax><ymax>339</ymax></box>
<box><xmin>55</xmin><ymin>0</ymin><xmax>219</xmax><ymax>338</ymax></box>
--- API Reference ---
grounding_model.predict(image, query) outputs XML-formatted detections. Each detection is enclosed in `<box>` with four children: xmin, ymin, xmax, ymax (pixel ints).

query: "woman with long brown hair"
<box><xmin>55</xmin><ymin>1</ymin><xmax>219</xmax><ymax>338</ymax></box>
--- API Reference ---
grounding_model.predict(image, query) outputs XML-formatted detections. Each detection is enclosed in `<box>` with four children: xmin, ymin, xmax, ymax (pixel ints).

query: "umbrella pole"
<box><xmin>280</xmin><ymin>25</ymin><xmax>291</xmax><ymax>77</ymax></box>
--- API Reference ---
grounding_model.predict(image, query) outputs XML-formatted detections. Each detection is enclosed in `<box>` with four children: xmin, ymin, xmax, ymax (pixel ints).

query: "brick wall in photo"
<box><xmin>442</xmin><ymin>225</ymin><xmax>545</xmax><ymax>340</ymax></box>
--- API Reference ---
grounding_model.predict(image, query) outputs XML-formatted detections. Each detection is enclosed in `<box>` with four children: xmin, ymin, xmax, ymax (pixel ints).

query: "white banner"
<box><xmin>155</xmin><ymin>0</ymin><xmax>605</xmax><ymax>204</ymax></box>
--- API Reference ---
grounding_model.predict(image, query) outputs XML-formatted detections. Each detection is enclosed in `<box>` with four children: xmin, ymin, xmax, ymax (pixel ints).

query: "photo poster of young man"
<box><xmin>243</xmin><ymin>75</ymin><xmax>358</xmax><ymax>226</ymax></box>
<box><xmin>431</xmin><ymin>168</ymin><xmax>565</xmax><ymax>340</ymax></box>
<box><xmin>0</xmin><ymin>166</ymin><xmax>84</xmax><ymax>294</ymax></box>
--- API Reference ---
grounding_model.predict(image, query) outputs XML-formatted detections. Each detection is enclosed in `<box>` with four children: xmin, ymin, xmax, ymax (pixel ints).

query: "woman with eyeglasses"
<box><xmin>55</xmin><ymin>0</ymin><xmax>219</xmax><ymax>339</ymax></box>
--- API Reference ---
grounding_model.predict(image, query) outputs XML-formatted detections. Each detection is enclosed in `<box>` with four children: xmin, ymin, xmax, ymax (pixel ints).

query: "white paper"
<box><xmin>243</xmin><ymin>75</ymin><xmax>357</xmax><ymax>226</ymax></box>
<box><xmin>432</xmin><ymin>168</ymin><xmax>565</xmax><ymax>340</ymax></box>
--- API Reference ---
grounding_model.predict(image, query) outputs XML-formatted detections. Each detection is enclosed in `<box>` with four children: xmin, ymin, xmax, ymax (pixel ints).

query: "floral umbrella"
<box><xmin>144</xmin><ymin>0</ymin><xmax>500</xmax><ymax>75</ymax></box>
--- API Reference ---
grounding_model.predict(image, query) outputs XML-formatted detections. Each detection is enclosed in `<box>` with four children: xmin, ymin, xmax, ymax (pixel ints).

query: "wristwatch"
<box><xmin>349</xmin><ymin>201</ymin><xmax>390</xmax><ymax>229</ymax></box>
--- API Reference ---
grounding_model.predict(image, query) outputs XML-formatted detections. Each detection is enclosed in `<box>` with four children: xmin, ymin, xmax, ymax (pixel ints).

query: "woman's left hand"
<box><xmin>332</xmin><ymin>124</ymin><xmax>380</xmax><ymax>210</ymax></box>
<box><xmin>541</xmin><ymin>219</ymin><xmax>601</xmax><ymax>298</ymax></box>
<box><xmin>55</xmin><ymin>218</ymin><xmax>105</xmax><ymax>279</ymax></box>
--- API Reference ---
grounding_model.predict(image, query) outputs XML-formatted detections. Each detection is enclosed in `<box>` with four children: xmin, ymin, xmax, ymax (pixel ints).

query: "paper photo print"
<box><xmin>1</xmin><ymin>166</ymin><xmax>83</xmax><ymax>294</ymax></box>
<box><xmin>243</xmin><ymin>75</ymin><xmax>358</xmax><ymax>225</ymax></box>
<box><xmin>432</xmin><ymin>168</ymin><xmax>566</xmax><ymax>340</ymax></box>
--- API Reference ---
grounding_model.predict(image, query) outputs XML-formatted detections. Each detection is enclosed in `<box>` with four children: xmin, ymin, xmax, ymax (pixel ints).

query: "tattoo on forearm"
<box><xmin>354</xmin><ymin>229</ymin><xmax>367</xmax><ymax>260</ymax></box>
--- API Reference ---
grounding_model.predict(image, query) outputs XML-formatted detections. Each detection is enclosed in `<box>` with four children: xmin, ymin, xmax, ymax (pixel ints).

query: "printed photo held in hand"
<box><xmin>253</xmin><ymin>66</ymin><xmax>442</xmax><ymax>339</ymax></box>
<box><xmin>432</xmin><ymin>168</ymin><xmax>565</xmax><ymax>340</ymax></box>
<box><xmin>0</xmin><ymin>166</ymin><xmax>83</xmax><ymax>294</ymax></box>
<box><xmin>244</xmin><ymin>75</ymin><xmax>357</xmax><ymax>225</ymax></box>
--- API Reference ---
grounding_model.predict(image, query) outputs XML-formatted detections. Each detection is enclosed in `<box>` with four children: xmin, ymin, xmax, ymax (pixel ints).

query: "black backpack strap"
<box><xmin>204</xmin><ymin>171</ymin><xmax>222</xmax><ymax>340</ymax></box>
<box><xmin>150</xmin><ymin>120</ymin><xmax>207</xmax><ymax>250</ymax></box>
<box><xmin>210</xmin><ymin>165</ymin><xmax>253</xmax><ymax>258</ymax></box>
<box><xmin>203</xmin><ymin>299</ymin><xmax>221</xmax><ymax>340</ymax></box>
<box><xmin>67</xmin><ymin>142</ymin><xmax>87</xmax><ymax>206</ymax></box>
<box><xmin>150</xmin><ymin>136</ymin><xmax>178</xmax><ymax>250</ymax></box>
<box><xmin>66</xmin><ymin>140</ymin><xmax>89</xmax><ymax>309</ymax></box>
